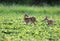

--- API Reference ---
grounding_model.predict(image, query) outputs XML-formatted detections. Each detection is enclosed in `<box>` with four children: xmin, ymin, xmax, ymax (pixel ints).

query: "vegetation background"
<box><xmin>0</xmin><ymin>0</ymin><xmax>60</xmax><ymax>6</ymax></box>
<box><xmin>0</xmin><ymin>0</ymin><xmax>60</xmax><ymax>41</ymax></box>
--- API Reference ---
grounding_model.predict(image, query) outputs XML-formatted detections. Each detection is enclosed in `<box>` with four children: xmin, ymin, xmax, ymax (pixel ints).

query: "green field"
<box><xmin>0</xmin><ymin>5</ymin><xmax>60</xmax><ymax>41</ymax></box>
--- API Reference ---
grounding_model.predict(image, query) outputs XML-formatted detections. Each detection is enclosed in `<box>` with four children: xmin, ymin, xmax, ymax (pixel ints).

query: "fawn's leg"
<box><xmin>33</xmin><ymin>22</ymin><xmax>36</xmax><ymax>25</ymax></box>
<box><xmin>25</xmin><ymin>22</ymin><xmax>29</xmax><ymax>25</ymax></box>
<box><xmin>48</xmin><ymin>23</ymin><xmax>53</xmax><ymax>26</ymax></box>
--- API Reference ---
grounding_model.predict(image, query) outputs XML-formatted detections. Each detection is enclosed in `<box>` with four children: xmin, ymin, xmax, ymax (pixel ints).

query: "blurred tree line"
<box><xmin>0</xmin><ymin>0</ymin><xmax>60</xmax><ymax>5</ymax></box>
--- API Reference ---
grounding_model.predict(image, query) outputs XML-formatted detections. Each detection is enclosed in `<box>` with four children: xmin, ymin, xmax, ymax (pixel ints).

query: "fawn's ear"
<box><xmin>24</xmin><ymin>12</ymin><xmax>29</xmax><ymax>18</ymax></box>
<box><xmin>24</xmin><ymin>12</ymin><xmax>28</xmax><ymax>15</ymax></box>
<box><xmin>45</xmin><ymin>16</ymin><xmax>48</xmax><ymax>19</ymax></box>
<box><xmin>46</xmin><ymin>16</ymin><xmax>48</xmax><ymax>18</ymax></box>
<box><xmin>44</xmin><ymin>16</ymin><xmax>48</xmax><ymax>21</ymax></box>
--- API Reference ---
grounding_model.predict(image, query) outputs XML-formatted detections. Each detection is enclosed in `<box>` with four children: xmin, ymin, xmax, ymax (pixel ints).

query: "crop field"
<box><xmin>0</xmin><ymin>4</ymin><xmax>60</xmax><ymax>41</ymax></box>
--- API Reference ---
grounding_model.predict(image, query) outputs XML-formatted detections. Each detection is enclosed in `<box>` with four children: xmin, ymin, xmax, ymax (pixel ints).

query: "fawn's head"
<box><xmin>44</xmin><ymin>16</ymin><xmax>48</xmax><ymax>21</ymax></box>
<box><xmin>24</xmin><ymin>13</ymin><xmax>28</xmax><ymax>18</ymax></box>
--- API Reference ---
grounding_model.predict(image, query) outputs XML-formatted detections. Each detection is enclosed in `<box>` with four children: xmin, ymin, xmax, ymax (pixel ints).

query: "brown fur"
<box><xmin>24</xmin><ymin>14</ymin><xmax>36</xmax><ymax>25</ymax></box>
<box><xmin>44</xmin><ymin>16</ymin><xmax>53</xmax><ymax>25</ymax></box>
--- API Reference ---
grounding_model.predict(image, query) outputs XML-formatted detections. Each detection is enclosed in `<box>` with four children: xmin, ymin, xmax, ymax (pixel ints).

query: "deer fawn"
<box><xmin>44</xmin><ymin>16</ymin><xmax>53</xmax><ymax>25</ymax></box>
<box><xmin>24</xmin><ymin>13</ymin><xmax>36</xmax><ymax>25</ymax></box>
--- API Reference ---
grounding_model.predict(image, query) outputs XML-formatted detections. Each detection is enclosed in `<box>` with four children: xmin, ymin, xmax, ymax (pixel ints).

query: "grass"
<box><xmin>0</xmin><ymin>4</ymin><xmax>60</xmax><ymax>41</ymax></box>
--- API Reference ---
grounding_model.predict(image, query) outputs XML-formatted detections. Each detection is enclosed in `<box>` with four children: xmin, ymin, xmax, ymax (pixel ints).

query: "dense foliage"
<box><xmin>0</xmin><ymin>5</ymin><xmax>60</xmax><ymax>41</ymax></box>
